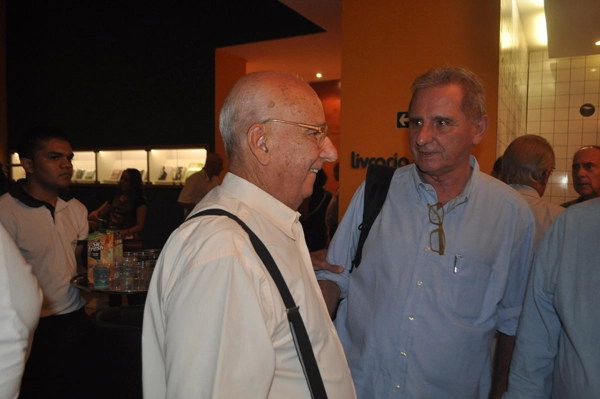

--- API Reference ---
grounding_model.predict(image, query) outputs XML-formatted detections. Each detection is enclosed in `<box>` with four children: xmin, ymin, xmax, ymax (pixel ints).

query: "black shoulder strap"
<box><xmin>186</xmin><ymin>209</ymin><xmax>328</xmax><ymax>399</ymax></box>
<box><xmin>350</xmin><ymin>164</ymin><xmax>395</xmax><ymax>272</ymax></box>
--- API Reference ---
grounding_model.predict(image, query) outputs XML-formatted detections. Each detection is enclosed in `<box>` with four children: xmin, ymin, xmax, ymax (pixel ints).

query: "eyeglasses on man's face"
<box><xmin>428</xmin><ymin>203</ymin><xmax>445</xmax><ymax>255</ymax></box>
<box><xmin>263</xmin><ymin>119</ymin><xmax>328</xmax><ymax>147</ymax></box>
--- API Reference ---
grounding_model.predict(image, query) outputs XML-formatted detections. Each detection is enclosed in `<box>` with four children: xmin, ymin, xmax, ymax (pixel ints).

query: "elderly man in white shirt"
<box><xmin>501</xmin><ymin>134</ymin><xmax>564</xmax><ymax>247</ymax></box>
<box><xmin>143</xmin><ymin>71</ymin><xmax>356</xmax><ymax>399</ymax></box>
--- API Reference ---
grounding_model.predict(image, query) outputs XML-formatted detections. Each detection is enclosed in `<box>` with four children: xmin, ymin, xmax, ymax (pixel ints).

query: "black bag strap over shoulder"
<box><xmin>186</xmin><ymin>209</ymin><xmax>328</xmax><ymax>399</ymax></box>
<box><xmin>350</xmin><ymin>164</ymin><xmax>395</xmax><ymax>273</ymax></box>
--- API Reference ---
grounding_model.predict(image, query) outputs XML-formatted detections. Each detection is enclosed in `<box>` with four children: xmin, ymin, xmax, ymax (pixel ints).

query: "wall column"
<box><xmin>340</xmin><ymin>0</ymin><xmax>500</xmax><ymax>213</ymax></box>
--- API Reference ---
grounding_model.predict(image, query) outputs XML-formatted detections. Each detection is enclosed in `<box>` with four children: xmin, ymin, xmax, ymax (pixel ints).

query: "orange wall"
<box><xmin>0</xmin><ymin>0</ymin><xmax>7</xmax><ymax>164</ymax></box>
<box><xmin>214</xmin><ymin>49</ymin><xmax>247</xmax><ymax>179</ymax></box>
<box><xmin>339</xmin><ymin>0</ymin><xmax>500</xmax><ymax>214</ymax></box>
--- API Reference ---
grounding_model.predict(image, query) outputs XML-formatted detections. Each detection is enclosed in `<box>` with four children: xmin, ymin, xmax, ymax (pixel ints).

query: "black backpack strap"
<box><xmin>350</xmin><ymin>164</ymin><xmax>395</xmax><ymax>273</ymax></box>
<box><xmin>186</xmin><ymin>209</ymin><xmax>328</xmax><ymax>399</ymax></box>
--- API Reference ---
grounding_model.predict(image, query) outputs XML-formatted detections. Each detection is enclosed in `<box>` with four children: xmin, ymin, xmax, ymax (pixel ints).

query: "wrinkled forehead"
<box><xmin>574</xmin><ymin>148</ymin><xmax>600</xmax><ymax>164</ymax></box>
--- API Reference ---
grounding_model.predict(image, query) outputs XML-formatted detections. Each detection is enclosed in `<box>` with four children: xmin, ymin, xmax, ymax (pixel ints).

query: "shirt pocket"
<box><xmin>439</xmin><ymin>257</ymin><xmax>494</xmax><ymax>320</ymax></box>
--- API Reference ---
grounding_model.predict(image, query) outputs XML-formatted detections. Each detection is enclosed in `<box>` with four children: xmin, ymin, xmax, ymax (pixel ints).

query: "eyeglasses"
<box><xmin>428</xmin><ymin>203</ymin><xmax>445</xmax><ymax>255</ymax></box>
<box><xmin>263</xmin><ymin>119</ymin><xmax>328</xmax><ymax>147</ymax></box>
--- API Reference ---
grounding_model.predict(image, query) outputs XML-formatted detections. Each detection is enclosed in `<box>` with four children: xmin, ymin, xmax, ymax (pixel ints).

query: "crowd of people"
<box><xmin>1</xmin><ymin>67</ymin><xmax>599</xmax><ymax>399</ymax></box>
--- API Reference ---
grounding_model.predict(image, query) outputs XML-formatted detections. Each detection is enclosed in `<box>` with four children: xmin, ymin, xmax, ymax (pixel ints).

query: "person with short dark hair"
<box><xmin>561</xmin><ymin>145</ymin><xmax>600</xmax><ymax>207</ymax></box>
<box><xmin>492</xmin><ymin>155</ymin><xmax>503</xmax><ymax>179</ymax></box>
<box><xmin>0</xmin><ymin>127</ymin><xmax>92</xmax><ymax>398</ymax></box>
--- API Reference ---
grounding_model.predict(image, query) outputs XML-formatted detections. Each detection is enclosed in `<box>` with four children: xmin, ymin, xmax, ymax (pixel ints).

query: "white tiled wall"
<box><xmin>497</xmin><ymin>0</ymin><xmax>529</xmax><ymax>157</ymax></box>
<box><xmin>527</xmin><ymin>51</ymin><xmax>600</xmax><ymax>205</ymax></box>
<box><xmin>497</xmin><ymin>0</ymin><xmax>600</xmax><ymax>205</ymax></box>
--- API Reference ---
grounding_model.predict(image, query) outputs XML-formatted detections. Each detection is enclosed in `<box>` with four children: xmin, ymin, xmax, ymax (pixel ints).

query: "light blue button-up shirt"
<box><xmin>504</xmin><ymin>198</ymin><xmax>600</xmax><ymax>399</ymax></box>
<box><xmin>318</xmin><ymin>157</ymin><xmax>535</xmax><ymax>398</ymax></box>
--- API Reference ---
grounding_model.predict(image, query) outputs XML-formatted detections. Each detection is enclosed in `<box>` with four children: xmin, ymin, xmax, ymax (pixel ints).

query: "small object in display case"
<box><xmin>110</xmin><ymin>169</ymin><xmax>122</xmax><ymax>180</ymax></box>
<box><xmin>75</xmin><ymin>169</ymin><xmax>86</xmax><ymax>179</ymax></box>
<box><xmin>172</xmin><ymin>166</ymin><xmax>186</xmax><ymax>181</ymax></box>
<box><xmin>158</xmin><ymin>166</ymin><xmax>172</xmax><ymax>181</ymax></box>
<box><xmin>184</xmin><ymin>162</ymin><xmax>203</xmax><ymax>181</ymax></box>
<box><xmin>84</xmin><ymin>170</ymin><xmax>96</xmax><ymax>180</ymax></box>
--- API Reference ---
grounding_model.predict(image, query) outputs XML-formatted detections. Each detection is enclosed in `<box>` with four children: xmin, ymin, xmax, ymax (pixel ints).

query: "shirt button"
<box><xmin>417</xmin><ymin>280</ymin><xmax>423</xmax><ymax>286</ymax></box>
<box><xmin>408</xmin><ymin>315</ymin><xmax>414</xmax><ymax>320</ymax></box>
<box><xmin>424</xmin><ymin>246</ymin><xmax>430</xmax><ymax>252</ymax></box>
<box><xmin>395</xmin><ymin>384</ymin><xmax>401</xmax><ymax>390</ymax></box>
<box><xmin>401</xmin><ymin>351</ymin><xmax>407</xmax><ymax>357</ymax></box>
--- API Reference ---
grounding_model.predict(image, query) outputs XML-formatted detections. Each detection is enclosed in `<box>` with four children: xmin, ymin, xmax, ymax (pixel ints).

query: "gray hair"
<box><xmin>502</xmin><ymin>135</ymin><xmax>555</xmax><ymax>186</ymax></box>
<box><xmin>409</xmin><ymin>67</ymin><xmax>487</xmax><ymax>124</ymax></box>
<box><xmin>219</xmin><ymin>78</ymin><xmax>262</xmax><ymax>159</ymax></box>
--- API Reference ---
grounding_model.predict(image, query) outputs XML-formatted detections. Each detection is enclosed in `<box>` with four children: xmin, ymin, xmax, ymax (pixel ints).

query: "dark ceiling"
<box><xmin>6</xmin><ymin>1</ymin><xmax>323</xmax><ymax>150</ymax></box>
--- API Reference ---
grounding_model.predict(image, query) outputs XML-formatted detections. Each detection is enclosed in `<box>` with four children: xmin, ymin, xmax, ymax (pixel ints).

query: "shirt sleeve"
<box><xmin>0</xmin><ymin>224</ymin><xmax>43</xmax><ymax>399</ymax></box>
<box><xmin>155</xmin><ymin>232</ymin><xmax>279</xmax><ymax>398</ymax></box>
<box><xmin>73</xmin><ymin>200</ymin><xmax>89</xmax><ymax>241</ymax></box>
<box><xmin>496</xmin><ymin>205</ymin><xmax>535</xmax><ymax>336</ymax></box>
<box><xmin>503</xmin><ymin>216</ymin><xmax>563</xmax><ymax>399</ymax></box>
<box><xmin>134</xmin><ymin>196</ymin><xmax>147</xmax><ymax>208</ymax></box>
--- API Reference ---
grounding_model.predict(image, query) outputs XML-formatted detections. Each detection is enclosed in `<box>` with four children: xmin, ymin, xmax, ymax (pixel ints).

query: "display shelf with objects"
<box><xmin>97</xmin><ymin>149</ymin><xmax>147</xmax><ymax>183</ymax></box>
<box><xmin>148</xmin><ymin>148</ymin><xmax>207</xmax><ymax>185</ymax></box>
<box><xmin>71</xmin><ymin>151</ymin><xmax>97</xmax><ymax>183</ymax></box>
<box><xmin>8</xmin><ymin>146</ymin><xmax>209</xmax><ymax>186</ymax></box>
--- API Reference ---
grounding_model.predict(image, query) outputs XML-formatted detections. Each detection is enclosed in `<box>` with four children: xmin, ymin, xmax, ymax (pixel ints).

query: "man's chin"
<box><xmin>575</xmin><ymin>187</ymin><xmax>592</xmax><ymax>197</ymax></box>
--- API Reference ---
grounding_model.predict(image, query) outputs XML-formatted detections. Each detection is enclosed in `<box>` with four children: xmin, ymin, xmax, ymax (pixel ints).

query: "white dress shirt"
<box><xmin>510</xmin><ymin>185</ymin><xmax>564</xmax><ymax>248</ymax></box>
<box><xmin>0</xmin><ymin>223</ymin><xmax>42</xmax><ymax>399</ymax></box>
<box><xmin>143</xmin><ymin>172</ymin><xmax>355</xmax><ymax>399</ymax></box>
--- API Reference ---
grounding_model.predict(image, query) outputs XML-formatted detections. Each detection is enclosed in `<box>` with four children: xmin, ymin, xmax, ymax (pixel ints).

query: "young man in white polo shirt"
<box><xmin>0</xmin><ymin>127</ymin><xmax>90</xmax><ymax>399</ymax></box>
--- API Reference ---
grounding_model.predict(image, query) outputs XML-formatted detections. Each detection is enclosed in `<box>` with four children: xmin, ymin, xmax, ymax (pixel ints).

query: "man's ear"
<box><xmin>472</xmin><ymin>115</ymin><xmax>489</xmax><ymax>145</ymax></box>
<box><xmin>247</xmin><ymin>123</ymin><xmax>271</xmax><ymax>166</ymax></box>
<box><xmin>20</xmin><ymin>157</ymin><xmax>34</xmax><ymax>174</ymax></box>
<box><xmin>542</xmin><ymin>168</ymin><xmax>553</xmax><ymax>186</ymax></box>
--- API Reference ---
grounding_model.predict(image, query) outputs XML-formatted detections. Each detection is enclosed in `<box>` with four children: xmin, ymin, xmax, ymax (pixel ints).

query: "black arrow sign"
<box><xmin>397</xmin><ymin>111</ymin><xmax>409</xmax><ymax>129</ymax></box>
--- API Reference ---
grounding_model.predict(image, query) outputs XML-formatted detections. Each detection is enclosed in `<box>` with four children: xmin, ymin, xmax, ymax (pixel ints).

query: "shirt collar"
<box><xmin>9</xmin><ymin>179</ymin><xmax>73</xmax><ymax>216</ymax></box>
<box><xmin>218</xmin><ymin>172</ymin><xmax>300</xmax><ymax>240</ymax></box>
<box><xmin>410</xmin><ymin>155</ymin><xmax>479</xmax><ymax>209</ymax></box>
<box><xmin>510</xmin><ymin>184</ymin><xmax>541</xmax><ymax>199</ymax></box>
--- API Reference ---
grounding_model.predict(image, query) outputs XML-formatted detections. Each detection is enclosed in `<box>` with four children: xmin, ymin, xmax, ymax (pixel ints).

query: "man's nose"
<box><xmin>320</xmin><ymin>137</ymin><xmax>338</xmax><ymax>163</ymax></box>
<box><xmin>413</xmin><ymin>124</ymin><xmax>434</xmax><ymax>146</ymax></box>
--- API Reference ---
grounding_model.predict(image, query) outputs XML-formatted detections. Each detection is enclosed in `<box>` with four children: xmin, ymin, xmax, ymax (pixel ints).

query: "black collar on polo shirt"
<box><xmin>9</xmin><ymin>179</ymin><xmax>73</xmax><ymax>219</ymax></box>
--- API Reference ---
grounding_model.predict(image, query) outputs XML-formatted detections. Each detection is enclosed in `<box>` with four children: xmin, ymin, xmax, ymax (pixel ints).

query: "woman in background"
<box><xmin>88</xmin><ymin>168</ymin><xmax>147</xmax><ymax>252</ymax></box>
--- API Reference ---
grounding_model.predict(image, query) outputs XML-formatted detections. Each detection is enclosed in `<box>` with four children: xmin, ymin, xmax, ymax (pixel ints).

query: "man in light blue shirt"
<box><xmin>503</xmin><ymin>198</ymin><xmax>600</xmax><ymax>399</ymax></box>
<box><xmin>316</xmin><ymin>67</ymin><xmax>535</xmax><ymax>398</ymax></box>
